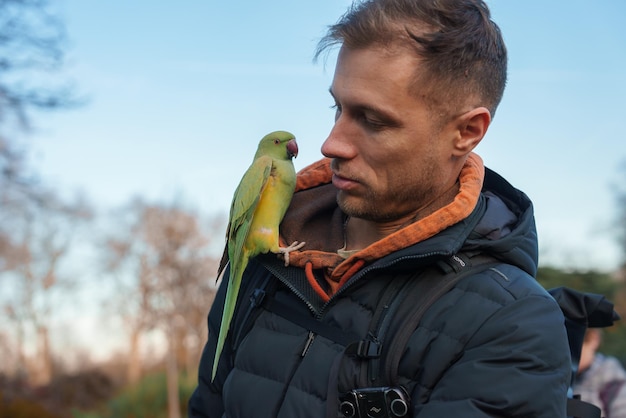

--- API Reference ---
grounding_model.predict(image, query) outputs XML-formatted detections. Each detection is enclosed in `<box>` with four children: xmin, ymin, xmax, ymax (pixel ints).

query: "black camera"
<box><xmin>339</xmin><ymin>386</ymin><xmax>410</xmax><ymax>418</ymax></box>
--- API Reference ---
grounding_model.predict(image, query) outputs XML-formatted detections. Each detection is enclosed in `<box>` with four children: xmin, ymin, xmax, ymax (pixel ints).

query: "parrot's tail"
<box><xmin>211</xmin><ymin>256</ymin><xmax>247</xmax><ymax>381</ymax></box>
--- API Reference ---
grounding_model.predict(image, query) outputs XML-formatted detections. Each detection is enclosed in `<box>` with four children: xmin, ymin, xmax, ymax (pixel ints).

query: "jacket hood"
<box><xmin>278</xmin><ymin>154</ymin><xmax>538</xmax><ymax>296</ymax></box>
<box><xmin>466</xmin><ymin>167</ymin><xmax>539</xmax><ymax>276</ymax></box>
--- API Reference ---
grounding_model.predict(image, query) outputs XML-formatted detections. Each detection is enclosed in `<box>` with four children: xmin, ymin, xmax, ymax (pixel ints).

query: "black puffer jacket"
<box><xmin>189</xmin><ymin>162</ymin><xmax>571</xmax><ymax>418</ymax></box>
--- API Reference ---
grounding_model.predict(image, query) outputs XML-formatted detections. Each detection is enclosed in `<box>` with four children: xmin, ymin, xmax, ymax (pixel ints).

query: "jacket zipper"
<box><xmin>263</xmin><ymin>262</ymin><xmax>319</xmax><ymax>315</ymax></box>
<box><xmin>301</xmin><ymin>331</ymin><xmax>316</xmax><ymax>357</ymax></box>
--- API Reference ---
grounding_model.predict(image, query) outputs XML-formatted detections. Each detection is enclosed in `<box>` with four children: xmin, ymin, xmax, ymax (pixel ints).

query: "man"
<box><xmin>189</xmin><ymin>0</ymin><xmax>571</xmax><ymax>416</ymax></box>
<box><xmin>573</xmin><ymin>329</ymin><xmax>626</xmax><ymax>417</ymax></box>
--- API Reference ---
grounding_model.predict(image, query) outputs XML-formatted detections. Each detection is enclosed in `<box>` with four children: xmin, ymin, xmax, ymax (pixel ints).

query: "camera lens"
<box><xmin>340</xmin><ymin>401</ymin><xmax>356</xmax><ymax>417</ymax></box>
<box><xmin>390</xmin><ymin>398</ymin><xmax>408</xmax><ymax>417</ymax></box>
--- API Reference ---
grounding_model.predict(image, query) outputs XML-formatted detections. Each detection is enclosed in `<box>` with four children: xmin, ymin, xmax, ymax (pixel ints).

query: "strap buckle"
<box><xmin>355</xmin><ymin>339</ymin><xmax>381</xmax><ymax>359</ymax></box>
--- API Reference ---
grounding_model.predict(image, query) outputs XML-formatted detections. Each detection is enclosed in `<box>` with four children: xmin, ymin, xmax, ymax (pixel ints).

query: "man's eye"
<box><xmin>361</xmin><ymin>115</ymin><xmax>386</xmax><ymax>130</ymax></box>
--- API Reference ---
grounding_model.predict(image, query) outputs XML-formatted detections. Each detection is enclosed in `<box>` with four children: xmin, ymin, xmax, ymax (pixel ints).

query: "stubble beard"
<box><xmin>336</xmin><ymin>155</ymin><xmax>441</xmax><ymax>223</ymax></box>
<box><xmin>336</xmin><ymin>183</ymin><xmax>434</xmax><ymax>223</ymax></box>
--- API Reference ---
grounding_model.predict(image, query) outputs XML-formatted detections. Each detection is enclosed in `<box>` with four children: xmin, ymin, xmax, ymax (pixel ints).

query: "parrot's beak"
<box><xmin>286</xmin><ymin>139</ymin><xmax>298</xmax><ymax>159</ymax></box>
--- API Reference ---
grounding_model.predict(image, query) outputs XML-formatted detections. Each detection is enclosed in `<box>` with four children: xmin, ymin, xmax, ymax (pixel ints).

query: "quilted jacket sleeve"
<box><xmin>411</xmin><ymin>280</ymin><xmax>571</xmax><ymax>417</ymax></box>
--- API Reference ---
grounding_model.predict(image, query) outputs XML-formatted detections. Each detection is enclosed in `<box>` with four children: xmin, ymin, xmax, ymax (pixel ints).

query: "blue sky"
<box><xmin>28</xmin><ymin>0</ymin><xmax>626</xmax><ymax>272</ymax></box>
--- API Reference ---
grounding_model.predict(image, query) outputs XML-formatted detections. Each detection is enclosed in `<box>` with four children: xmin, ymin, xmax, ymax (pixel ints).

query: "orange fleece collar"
<box><xmin>281</xmin><ymin>153</ymin><xmax>485</xmax><ymax>300</ymax></box>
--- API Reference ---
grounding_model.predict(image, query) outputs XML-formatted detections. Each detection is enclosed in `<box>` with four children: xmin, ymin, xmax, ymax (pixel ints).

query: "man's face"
<box><xmin>322</xmin><ymin>46</ymin><xmax>461</xmax><ymax>222</ymax></box>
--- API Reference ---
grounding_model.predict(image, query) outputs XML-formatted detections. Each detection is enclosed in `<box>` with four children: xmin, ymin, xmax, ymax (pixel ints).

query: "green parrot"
<box><xmin>211</xmin><ymin>130</ymin><xmax>305</xmax><ymax>381</ymax></box>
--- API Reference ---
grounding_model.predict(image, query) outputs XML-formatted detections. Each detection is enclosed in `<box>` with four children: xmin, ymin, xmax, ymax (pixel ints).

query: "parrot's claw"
<box><xmin>278</xmin><ymin>241</ymin><xmax>306</xmax><ymax>266</ymax></box>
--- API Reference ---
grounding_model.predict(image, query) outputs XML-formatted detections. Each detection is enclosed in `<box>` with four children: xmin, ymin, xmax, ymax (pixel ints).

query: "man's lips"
<box><xmin>331</xmin><ymin>172</ymin><xmax>360</xmax><ymax>191</ymax></box>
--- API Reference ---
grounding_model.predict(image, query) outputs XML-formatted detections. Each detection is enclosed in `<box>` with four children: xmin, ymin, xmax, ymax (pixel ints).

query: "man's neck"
<box><xmin>344</xmin><ymin>183</ymin><xmax>460</xmax><ymax>251</ymax></box>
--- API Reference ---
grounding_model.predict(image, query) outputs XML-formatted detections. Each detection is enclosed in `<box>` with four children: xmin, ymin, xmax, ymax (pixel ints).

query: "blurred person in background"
<box><xmin>573</xmin><ymin>328</ymin><xmax>626</xmax><ymax>418</ymax></box>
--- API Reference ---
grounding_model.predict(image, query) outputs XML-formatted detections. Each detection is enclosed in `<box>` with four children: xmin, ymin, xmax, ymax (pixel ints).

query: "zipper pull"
<box><xmin>301</xmin><ymin>331</ymin><xmax>316</xmax><ymax>357</ymax></box>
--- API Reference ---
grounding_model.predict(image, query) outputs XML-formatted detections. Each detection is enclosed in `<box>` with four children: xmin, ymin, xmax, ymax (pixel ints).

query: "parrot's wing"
<box><xmin>225</xmin><ymin>155</ymin><xmax>273</xmax><ymax>266</ymax></box>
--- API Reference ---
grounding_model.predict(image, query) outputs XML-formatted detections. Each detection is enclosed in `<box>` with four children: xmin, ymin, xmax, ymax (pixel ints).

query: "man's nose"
<box><xmin>321</xmin><ymin>117</ymin><xmax>354</xmax><ymax>159</ymax></box>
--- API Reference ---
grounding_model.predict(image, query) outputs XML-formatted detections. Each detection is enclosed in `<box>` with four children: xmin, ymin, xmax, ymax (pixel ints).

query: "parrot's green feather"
<box><xmin>211</xmin><ymin>131</ymin><xmax>298</xmax><ymax>381</ymax></box>
<box><xmin>227</xmin><ymin>156</ymin><xmax>273</xmax><ymax>266</ymax></box>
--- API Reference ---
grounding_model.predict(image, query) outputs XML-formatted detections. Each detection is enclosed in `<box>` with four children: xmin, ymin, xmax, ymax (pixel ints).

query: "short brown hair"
<box><xmin>316</xmin><ymin>0</ymin><xmax>507</xmax><ymax>118</ymax></box>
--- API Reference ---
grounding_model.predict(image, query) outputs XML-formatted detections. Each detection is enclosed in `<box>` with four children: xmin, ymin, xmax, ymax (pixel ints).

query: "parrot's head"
<box><xmin>258</xmin><ymin>130</ymin><xmax>298</xmax><ymax>160</ymax></box>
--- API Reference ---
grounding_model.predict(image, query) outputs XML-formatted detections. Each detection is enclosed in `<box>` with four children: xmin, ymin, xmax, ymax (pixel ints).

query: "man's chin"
<box><xmin>338</xmin><ymin>195</ymin><xmax>408</xmax><ymax>223</ymax></box>
<box><xmin>337</xmin><ymin>194</ymin><xmax>376</xmax><ymax>221</ymax></box>
<box><xmin>337</xmin><ymin>194</ymin><xmax>362</xmax><ymax>217</ymax></box>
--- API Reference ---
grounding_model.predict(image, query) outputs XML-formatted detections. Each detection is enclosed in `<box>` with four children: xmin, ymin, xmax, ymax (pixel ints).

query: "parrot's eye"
<box><xmin>274</xmin><ymin>139</ymin><xmax>280</xmax><ymax>145</ymax></box>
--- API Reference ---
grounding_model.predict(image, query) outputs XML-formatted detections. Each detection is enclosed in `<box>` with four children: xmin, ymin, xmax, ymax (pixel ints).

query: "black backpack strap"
<box><xmin>231</xmin><ymin>267</ymin><xmax>276</xmax><ymax>351</ymax></box>
<box><xmin>343</xmin><ymin>273</ymin><xmax>417</xmax><ymax>384</ymax></box>
<box><xmin>379</xmin><ymin>253</ymin><xmax>501</xmax><ymax>387</ymax></box>
<box><xmin>327</xmin><ymin>253</ymin><xmax>500</xmax><ymax>417</ymax></box>
<box><xmin>326</xmin><ymin>270</ymin><xmax>423</xmax><ymax>418</ymax></box>
<box><xmin>567</xmin><ymin>396</ymin><xmax>602</xmax><ymax>418</ymax></box>
<box><xmin>336</xmin><ymin>254</ymin><xmax>500</xmax><ymax>388</ymax></box>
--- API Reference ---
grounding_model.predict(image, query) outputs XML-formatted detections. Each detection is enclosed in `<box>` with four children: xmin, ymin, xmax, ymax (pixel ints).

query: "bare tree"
<box><xmin>0</xmin><ymin>0</ymin><xmax>81</xmax><ymax>281</ymax></box>
<box><xmin>104</xmin><ymin>199</ymin><xmax>219</xmax><ymax>418</ymax></box>
<box><xmin>1</xmin><ymin>190</ymin><xmax>92</xmax><ymax>384</ymax></box>
<box><xmin>0</xmin><ymin>0</ymin><xmax>81</xmax><ymax>256</ymax></box>
<box><xmin>0</xmin><ymin>0</ymin><xmax>78</xmax><ymax>128</ymax></box>
<box><xmin>0</xmin><ymin>0</ymin><xmax>90</xmax><ymax>390</ymax></box>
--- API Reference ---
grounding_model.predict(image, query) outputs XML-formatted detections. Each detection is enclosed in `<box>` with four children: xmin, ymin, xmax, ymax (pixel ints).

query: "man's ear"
<box><xmin>452</xmin><ymin>107</ymin><xmax>491</xmax><ymax>156</ymax></box>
